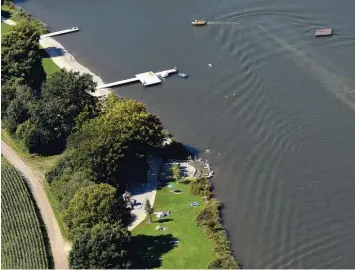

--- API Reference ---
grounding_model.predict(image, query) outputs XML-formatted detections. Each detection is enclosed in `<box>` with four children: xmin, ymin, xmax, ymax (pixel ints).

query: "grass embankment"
<box><xmin>1</xmin><ymin>157</ymin><xmax>53</xmax><ymax>269</ymax></box>
<box><xmin>132</xmin><ymin>180</ymin><xmax>216</xmax><ymax>269</ymax></box>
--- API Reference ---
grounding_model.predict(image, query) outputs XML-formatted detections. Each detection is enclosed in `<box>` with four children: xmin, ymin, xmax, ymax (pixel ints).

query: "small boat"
<box><xmin>178</xmin><ymin>72</ymin><xmax>188</xmax><ymax>78</ymax></box>
<box><xmin>192</xmin><ymin>19</ymin><xmax>207</xmax><ymax>26</ymax></box>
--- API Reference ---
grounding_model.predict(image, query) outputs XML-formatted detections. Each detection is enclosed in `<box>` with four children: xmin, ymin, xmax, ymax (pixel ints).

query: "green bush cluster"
<box><xmin>190</xmin><ymin>177</ymin><xmax>213</xmax><ymax>200</ymax></box>
<box><xmin>171</xmin><ymin>163</ymin><xmax>181</xmax><ymax>181</ymax></box>
<box><xmin>196</xmin><ymin>198</ymin><xmax>240</xmax><ymax>269</ymax></box>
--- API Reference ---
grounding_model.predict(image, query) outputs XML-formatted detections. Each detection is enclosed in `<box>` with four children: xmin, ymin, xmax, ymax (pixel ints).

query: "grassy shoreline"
<box><xmin>1</xmin><ymin>3</ymin><xmax>240</xmax><ymax>267</ymax></box>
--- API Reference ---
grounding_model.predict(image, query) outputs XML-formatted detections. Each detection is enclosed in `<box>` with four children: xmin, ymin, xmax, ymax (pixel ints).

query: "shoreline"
<box><xmin>2</xmin><ymin>9</ymin><xmax>240</xmax><ymax>268</ymax></box>
<box><xmin>1</xmin><ymin>15</ymin><xmax>110</xmax><ymax>97</ymax></box>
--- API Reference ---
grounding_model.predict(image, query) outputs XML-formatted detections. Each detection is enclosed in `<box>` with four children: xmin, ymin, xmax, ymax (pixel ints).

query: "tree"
<box><xmin>69</xmin><ymin>222</ymin><xmax>131</xmax><ymax>269</ymax></box>
<box><xmin>67</xmin><ymin>94</ymin><xmax>164</xmax><ymax>187</ymax></box>
<box><xmin>144</xmin><ymin>199</ymin><xmax>154</xmax><ymax>223</ymax></box>
<box><xmin>1</xmin><ymin>19</ymin><xmax>45</xmax><ymax>89</ymax></box>
<box><xmin>171</xmin><ymin>163</ymin><xmax>181</xmax><ymax>181</ymax></box>
<box><xmin>4</xmin><ymin>84</ymin><xmax>35</xmax><ymax>134</ymax></box>
<box><xmin>64</xmin><ymin>184</ymin><xmax>130</xmax><ymax>235</ymax></box>
<box><xmin>50</xmin><ymin>169</ymin><xmax>96</xmax><ymax>211</ymax></box>
<box><xmin>27</xmin><ymin>70</ymin><xmax>99</xmax><ymax>154</ymax></box>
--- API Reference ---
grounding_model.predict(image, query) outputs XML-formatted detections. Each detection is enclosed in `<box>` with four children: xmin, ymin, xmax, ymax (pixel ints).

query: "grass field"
<box><xmin>132</xmin><ymin>180</ymin><xmax>216</xmax><ymax>269</ymax></box>
<box><xmin>1</xmin><ymin>158</ymin><xmax>53</xmax><ymax>269</ymax></box>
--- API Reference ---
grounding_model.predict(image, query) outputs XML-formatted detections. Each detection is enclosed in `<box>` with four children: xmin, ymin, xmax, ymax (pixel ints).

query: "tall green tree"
<box><xmin>69</xmin><ymin>222</ymin><xmax>131</xmax><ymax>269</ymax></box>
<box><xmin>4</xmin><ymin>84</ymin><xmax>35</xmax><ymax>134</ymax></box>
<box><xmin>26</xmin><ymin>70</ymin><xmax>99</xmax><ymax>154</ymax></box>
<box><xmin>64</xmin><ymin>184</ymin><xmax>130</xmax><ymax>234</ymax></box>
<box><xmin>1</xmin><ymin>19</ymin><xmax>45</xmax><ymax>90</ymax></box>
<box><xmin>67</xmin><ymin>94</ymin><xmax>164</xmax><ymax>187</ymax></box>
<box><xmin>144</xmin><ymin>199</ymin><xmax>154</xmax><ymax>223</ymax></box>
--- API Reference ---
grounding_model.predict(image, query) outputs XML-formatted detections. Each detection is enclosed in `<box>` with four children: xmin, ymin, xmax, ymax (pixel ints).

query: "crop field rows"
<box><xmin>1</xmin><ymin>159</ymin><xmax>49</xmax><ymax>269</ymax></box>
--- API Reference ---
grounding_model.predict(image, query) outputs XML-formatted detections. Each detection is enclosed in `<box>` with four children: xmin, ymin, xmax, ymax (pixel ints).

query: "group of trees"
<box><xmin>2</xmin><ymin>17</ymin><xmax>166</xmax><ymax>269</ymax></box>
<box><xmin>2</xmin><ymin>19</ymin><xmax>98</xmax><ymax>154</ymax></box>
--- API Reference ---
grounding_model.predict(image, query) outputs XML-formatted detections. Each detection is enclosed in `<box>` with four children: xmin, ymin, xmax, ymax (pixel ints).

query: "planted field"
<box><xmin>1</xmin><ymin>158</ymin><xmax>51</xmax><ymax>269</ymax></box>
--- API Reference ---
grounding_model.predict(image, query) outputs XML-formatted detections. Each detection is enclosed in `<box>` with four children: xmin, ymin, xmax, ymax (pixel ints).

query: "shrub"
<box><xmin>190</xmin><ymin>178</ymin><xmax>213</xmax><ymax>199</ymax></box>
<box><xmin>195</xmin><ymin>199</ymin><xmax>240</xmax><ymax>269</ymax></box>
<box><xmin>207</xmin><ymin>255</ymin><xmax>239</xmax><ymax>269</ymax></box>
<box><xmin>171</xmin><ymin>163</ymin><xmax>181</xmax><ymax>181</ymax></box>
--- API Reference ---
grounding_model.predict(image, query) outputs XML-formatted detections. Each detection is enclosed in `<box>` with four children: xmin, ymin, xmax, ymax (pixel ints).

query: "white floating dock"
<box><xmin>41</xmin><ymin>27</ymin><xmax>79</xmax><ymax>38</ymax></box>
<box><xmin>97</xmin><ymin>68</ymin><xmax>178</xmax><ymax>89</ymax></box>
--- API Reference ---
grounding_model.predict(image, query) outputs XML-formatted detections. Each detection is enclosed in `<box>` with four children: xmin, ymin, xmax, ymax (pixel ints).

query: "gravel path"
<box><xmin>1</xmin><ymin>141</ymin><xmax>70</xmax><ymax>269</ymax></box>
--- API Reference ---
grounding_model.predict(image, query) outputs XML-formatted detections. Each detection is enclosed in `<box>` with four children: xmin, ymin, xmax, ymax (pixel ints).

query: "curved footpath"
<box><xmin>128</xmin><ymin>158</ymin><xmax>162</xmax><ymax>231</ymax></box>
<box><xmin>1</xmin><ymin>141</ymin><xmax>70</xmax><ymax>269</ymax></box>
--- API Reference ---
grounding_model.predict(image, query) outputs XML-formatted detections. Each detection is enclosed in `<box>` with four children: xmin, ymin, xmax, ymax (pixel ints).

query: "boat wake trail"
<box><xmin>207</xmin><ymin>21</ymin><xmax>240</xmax><ymax>25</ymax></box>
<box><xmin>256</xmin><ymin>24</ymin><xmax>355</xmax><ymax>112</ymax></box>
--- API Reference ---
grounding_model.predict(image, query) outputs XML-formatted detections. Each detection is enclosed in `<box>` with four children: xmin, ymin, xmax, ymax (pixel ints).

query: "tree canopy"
<box><xmin>69</xmin><ymin>222</ymin><xmax>131</xmax><ymax>269</ymax></box>
<box><xmin>67</xmin><ymin>94</ymin><xmax>164</xmax><ymax>187</ymax></box>
<box><xmin>17</xmin><ymin>70</ymin><xmax>99</xmax><ymax>154</ymax></box>
<box><xmin>64</xmin><ymin>183</ymin><xmax>130</xmax><ymax>234</ymax></box>
<box><xmin>1</xmin><ymin>19</ymin><xmax>45</xmax><ymax>90</ymax></box>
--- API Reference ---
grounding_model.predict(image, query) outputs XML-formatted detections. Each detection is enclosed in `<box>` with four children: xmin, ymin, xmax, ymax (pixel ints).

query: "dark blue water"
<box><xmin>19</xmin><ymin>0</ymin><xmax>355</xmax><ymax>268</ymax></box>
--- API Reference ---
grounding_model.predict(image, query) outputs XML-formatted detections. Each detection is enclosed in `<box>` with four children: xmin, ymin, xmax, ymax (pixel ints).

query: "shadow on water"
<box><xmin>40</xmin><ymin>47</ymin><xmax>65</xmax><ymax>58</ymax></box>
<box><xmin>158</xmin><ymin>137</ymin><xmax>200</xmax><ymax>161</ymax></box>
<box><xmin>1</xmin><ymin>9</ymin><xmax>11</xmax><ymax>18</ymax></box>
<box><xmin>130</xmin><ymin>234</ymin><xmax>178</xmax><ymax>269</ymax></box>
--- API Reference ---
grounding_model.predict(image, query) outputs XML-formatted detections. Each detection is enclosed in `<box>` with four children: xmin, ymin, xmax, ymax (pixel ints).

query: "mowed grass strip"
<box><xmin>132</xmin><ymin>180</ymin><xmax>216</xmax><ymax>269</ymax></box>
<box><xmin>1</xmin><ymin>158</ymin><xmax>51</xmax><ymax>269</ymax></box>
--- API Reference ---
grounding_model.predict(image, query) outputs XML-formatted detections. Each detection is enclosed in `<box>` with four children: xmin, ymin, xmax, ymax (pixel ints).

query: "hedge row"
<box><xmin>190</xmin><ymin>178</ymin><xmax>240</xmax><ymax>269</ymax></box>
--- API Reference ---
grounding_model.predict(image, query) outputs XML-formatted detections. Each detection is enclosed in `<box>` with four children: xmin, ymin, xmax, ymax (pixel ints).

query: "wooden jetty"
<box><xmin>97</xmin><ymin>68</ymin><xmax>178</xmax><ymax>89</ymax></box>
<box><xmin>41</xmin><ymin>27</ymin><xmax>79</xmax><ymax>38</ymax></box>
<box><xmin>315</xmin><ymin>28</ymin><xmax>333</xmax><ymax>37</ymax></box>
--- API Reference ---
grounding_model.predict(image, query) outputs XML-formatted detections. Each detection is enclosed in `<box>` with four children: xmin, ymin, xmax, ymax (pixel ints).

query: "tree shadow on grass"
<box><xmin>130</xmin><ymin>234</ymin><xmax>178</xmax><ymax>269</ymax></box>
<box><xmin>179</xmin><ymin>179</ymin><xmax>191</xmax><ymax>185</ymax></box>
<box><xmin>156</xmin><ymin>218</ymin><xmax>173</xmax><ymax>224</ymax></box>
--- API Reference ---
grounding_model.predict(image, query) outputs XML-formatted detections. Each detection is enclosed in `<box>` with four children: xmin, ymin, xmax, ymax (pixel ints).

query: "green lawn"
<box><xmin>132</xmin><ymin>180</ymin><xmax>216</xmax><ymax>269</ymax></box>
<box><xmin>1</xmin><ymin>21</ymin><xmax>11</xmax><ymax>34</ymax></box>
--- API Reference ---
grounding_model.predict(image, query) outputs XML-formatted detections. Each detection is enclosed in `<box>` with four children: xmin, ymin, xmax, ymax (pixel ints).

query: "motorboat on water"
<box><xmin>192</xmin><ymin>19</ymin><xmax>207</xmax><ymax>26</ymax></box>
<box><xmin>178</xmin><ymin>72</ymin><xmax>188</xmax><ymax>78</ymax></box>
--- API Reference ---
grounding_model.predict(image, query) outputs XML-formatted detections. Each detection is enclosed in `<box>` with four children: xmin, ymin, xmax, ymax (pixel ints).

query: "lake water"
<box><xmin>19</xmin><ymin>0</ymin><xmax>355</xmax><ymax>267</ymax></box>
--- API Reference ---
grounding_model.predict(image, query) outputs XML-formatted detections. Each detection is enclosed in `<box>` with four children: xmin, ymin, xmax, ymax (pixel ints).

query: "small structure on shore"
<box><xmin>40</xmin><ymin>26</ymin><xmax>79</xmax><ymax>38</ymax></box>
<box><xmin>315</xmin><ymin>28</ymin><xmax>333</xmax><ymax>37</ymax></box>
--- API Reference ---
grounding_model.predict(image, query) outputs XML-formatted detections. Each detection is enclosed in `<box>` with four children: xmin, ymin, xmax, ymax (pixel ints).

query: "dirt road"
<box><xmin>1</xmin><ymin>141</ymin><xmax>69</xmax><ymax>269</ymax></box>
